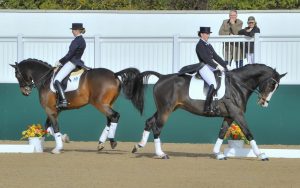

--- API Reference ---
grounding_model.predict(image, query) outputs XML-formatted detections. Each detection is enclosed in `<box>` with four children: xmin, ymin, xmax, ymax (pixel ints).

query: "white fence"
<box><xmin>0</xmin><ymin>34</ymin><xmax>299</xmax><ymax>84</ymax></box>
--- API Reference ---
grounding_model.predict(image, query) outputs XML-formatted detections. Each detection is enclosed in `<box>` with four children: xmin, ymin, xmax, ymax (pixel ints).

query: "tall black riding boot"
<box><xmin>204</xmin><ymin>84</ymin><xmax>215</xmax><ymax>114</ymax></box>
<box><xmin>54</xmin><ymin>80</ymin><xmax>68</xmax><ymax>108</ymax></box>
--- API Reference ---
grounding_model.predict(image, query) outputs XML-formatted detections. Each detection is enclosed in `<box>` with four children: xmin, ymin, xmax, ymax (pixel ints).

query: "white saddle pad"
<box><xmin>189</xmin><ymin>73</ymin><xmax>226</xmax><ymax>100</ymax></box>
<box><xmin>50</xmin><ymin>69</ymin><xmax>84</xmax><ymax>93</ymax></box>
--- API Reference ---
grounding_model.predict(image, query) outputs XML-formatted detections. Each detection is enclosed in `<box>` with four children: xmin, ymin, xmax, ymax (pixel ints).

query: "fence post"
<box><xmin>94</xmin><ymin>35</ymin><xmax>100</xmax><ymax>68</ymax></box>
<box><xmin>172</xmin><ymin>34</ymin><xmax>180</xmax><ymax>73</ymax></box>
<box><xmin>254</xmin><ymin>33</ymin><xmax>261</xmax><ymax>64</ymax></box>
<box><xmin>17</xmin><ymin>34</ymin><xmax>23</xmax><ymax>62</ymax></box>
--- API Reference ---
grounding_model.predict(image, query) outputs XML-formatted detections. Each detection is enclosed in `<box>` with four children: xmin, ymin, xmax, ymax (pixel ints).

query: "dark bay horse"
<box><xmin>11</xmin><ymin>59</ymin><xmax>144</xmax><ymax>154</ymax></box>
<box><xmin>132</xmin><ymin>64</ymin><xmax>286</xmax><ymax>160</ymax></box>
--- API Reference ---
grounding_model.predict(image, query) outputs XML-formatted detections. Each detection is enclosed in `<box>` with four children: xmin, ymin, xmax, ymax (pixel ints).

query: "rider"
<box><xmin>54</xmin><ymin>23</ymin><xmax>86</xmax><ymax>108</ymax></box>
<box><xmin>196</xmin><ymin>27</ymin><xmax>229</xmax><ymax>114</ymax></box>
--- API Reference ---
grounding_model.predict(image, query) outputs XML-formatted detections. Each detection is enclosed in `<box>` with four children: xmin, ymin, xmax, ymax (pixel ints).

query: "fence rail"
<box><xmin>1</xmin><ymin>34</ymin><xmax>299</xmax><ymax>84</ymax></box>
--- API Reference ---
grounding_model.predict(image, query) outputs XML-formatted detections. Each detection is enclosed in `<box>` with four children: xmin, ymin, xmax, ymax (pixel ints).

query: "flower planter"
<box><xmin>228</xmin><ymin>140</ymin><xmax>244</xmax><ymax>149</ymax></box>
<box><xmin>28</xmin><ymin>137</ymin><xmax>45</xmax><ymax>153</ymax></box>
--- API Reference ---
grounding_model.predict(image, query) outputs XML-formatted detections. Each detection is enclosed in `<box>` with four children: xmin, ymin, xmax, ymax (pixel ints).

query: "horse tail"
<box><xmin>132</xmin><ymin>71</ymin><xmax>163</xmax><ymax>114</ymax></box>
<box><xmin>114</xmin><ymin>68</ymin><xmax>144</xmax><ymax>115</ymax></box>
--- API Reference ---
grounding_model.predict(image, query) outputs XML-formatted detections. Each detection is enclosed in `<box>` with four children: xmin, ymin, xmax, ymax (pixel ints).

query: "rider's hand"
<box><xmin>217</xmin><ymin>65</ymin><xmax>225</xmax><ymax>72</ymax></box>
<box><xmin>55</xmin><ymin>61</ymin><xmax>62</xmax><ymax>67</ymax></box>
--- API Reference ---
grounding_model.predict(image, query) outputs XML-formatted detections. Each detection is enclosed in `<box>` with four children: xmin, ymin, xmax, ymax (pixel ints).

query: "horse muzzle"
<box><xmin>258</xmin><ymin>97</ymin><xmax>269</xmax><ymax>107</ymax></box>
<box><xmin>20</xmin><ymin>86</ymin><xmax>32</xmax><ymax>96</ymax></box>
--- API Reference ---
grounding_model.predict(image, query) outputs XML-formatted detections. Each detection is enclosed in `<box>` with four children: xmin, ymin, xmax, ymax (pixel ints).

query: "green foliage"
<box><xmin>208</xmin><ymin>0</ymin><xmax>299</xmax><ymax>10</ymax></box>
<box><xmin>0</xmin><ymin>0</ymin><xmax>298</xmax><ymax>10</ymax></box>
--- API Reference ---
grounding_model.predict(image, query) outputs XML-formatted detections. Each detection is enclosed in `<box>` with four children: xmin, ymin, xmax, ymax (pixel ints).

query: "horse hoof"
<box><xmin>161</xmin><ymin>155</ymin><xmax>170</xmax><ymax>159</ymax></box>
<box><xmin>258</xmin><ymin>153</ymin><xmax>269</xmax><ymax>161</ymax></box>
<box><xmin>132</xmin><ymin>144</ymin><xmax>140</xmax><ymax>153</ymax></box>
<box><xmin>215</xmin><ymin>152</ymin><xmax>227</xmax><ymax>160</ymax></box>
<box><xmin>61</xmin><ymin>134</ymin><xmax>70</xmax><ymax>143</ymax></box>
<box><xmin>98</xmin><ymin>143</ymin><xmax>105</xmax><ymax>151</ymax></box>
<box><xmin>51</xmin><ymin>148</ymin><xmax>62</xmax><ymax>154</ymax></box>
<box><xmin>110</xmin><ymin>141</ymin><xmax>117</xmax><ymax>149</ymax></box>
<box><xmin>262</xmin><ymin>158</ymin><xmax>269</xmax><ymax>161</ymax></box>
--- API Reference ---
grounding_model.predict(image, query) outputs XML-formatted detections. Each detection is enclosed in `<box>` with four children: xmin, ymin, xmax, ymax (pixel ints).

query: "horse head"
<box><xmin>257</xmin><ymin>70</ymin><xmax>287</xmax><ymax>107</ymax></box>
<box><xmin>10</xmin><ymin>62</ymin><xmax>35</xmax><ymax>96</ymax></box>
<box><xmin>10</xmin><ymin>59</ymin><xmax>53</xmax><ymax>96</ymax></box>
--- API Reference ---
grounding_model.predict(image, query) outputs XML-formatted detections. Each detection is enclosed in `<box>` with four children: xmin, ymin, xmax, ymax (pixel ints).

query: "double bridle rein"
<box><xmin>15</xmin><ymin>64</ymin><xmax>54</xmax><ymax>90</ymax></box>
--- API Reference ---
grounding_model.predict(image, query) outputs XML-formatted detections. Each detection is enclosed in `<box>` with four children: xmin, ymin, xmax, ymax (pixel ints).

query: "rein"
<box><xmin>227</xmin><ymin>72</ymin><xmax>278</xmax><ymax>98</ymax></box>
<box><xmin>16</xmin><ymin>64</ymin><xmax>54</xmax><ymax>89</ymax></box>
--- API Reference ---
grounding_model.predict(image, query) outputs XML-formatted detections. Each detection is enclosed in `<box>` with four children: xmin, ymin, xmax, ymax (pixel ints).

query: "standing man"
<box><xmin>219</xmin><ymin>10</ymin><xmax>243</xmax><ymax>68</ymax></box>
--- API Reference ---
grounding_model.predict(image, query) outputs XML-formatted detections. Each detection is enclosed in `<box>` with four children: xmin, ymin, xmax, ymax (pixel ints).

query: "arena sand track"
<box><xmin>1</xmin><ymin>141</ymin><xmax>300</xmax><ymax>188</ymax></box>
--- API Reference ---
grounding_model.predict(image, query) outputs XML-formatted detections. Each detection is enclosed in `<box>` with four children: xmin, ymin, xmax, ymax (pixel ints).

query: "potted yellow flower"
<box><xmin>21</xmin><ymin>124</ymin><xmax>48</xmax><ymax>152</ymax></box>
<box><xmin>224</xmin><ymin>122</ymin><xmax>249</xmax><ymax>148</ymax></box>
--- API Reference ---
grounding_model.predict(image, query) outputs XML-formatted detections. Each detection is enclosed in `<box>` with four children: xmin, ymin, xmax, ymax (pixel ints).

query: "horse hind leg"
<box><xmin>97</xmin><ymin>106</ymin><xmax>120</xmax><ymax>151</ymax></box>
<box><xmin>132</xmin><ymin>112</ymin><xmax>157</xmax><ymax>153</ymax></box>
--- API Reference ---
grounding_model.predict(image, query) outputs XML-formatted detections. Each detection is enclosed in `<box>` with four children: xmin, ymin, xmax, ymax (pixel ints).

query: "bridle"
<box><xmin>228</xmin><ymin>72</ymin><xmax>279</xmax><ymax>102</ymax></box>
<box><xmin>15</xmin><ymin>63</ymin><xmax>54</xmax><ymax>90</ymax></box>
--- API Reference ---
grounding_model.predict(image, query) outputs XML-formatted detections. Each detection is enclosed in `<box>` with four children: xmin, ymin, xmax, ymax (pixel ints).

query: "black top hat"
<box><xmin>70</xmin><ymin>23</ymin><xmax>85</xmax><ymax>30</ymax></box>
<box><xmin>199</xmin><ymin>27</ymin><xmax>212</xmax><ymax>34</ymax></box>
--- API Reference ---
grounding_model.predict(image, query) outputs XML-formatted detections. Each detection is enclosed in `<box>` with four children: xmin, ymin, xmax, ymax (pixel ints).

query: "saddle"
<box><xmin>178</xmin><ymin>63</ymin><xmax>222</xmax><ymax>91</ymax></box>
<box><xmin>50</xmin><ymin>67</ymin><xmax>87</xmax><ymax>93</ymax></box>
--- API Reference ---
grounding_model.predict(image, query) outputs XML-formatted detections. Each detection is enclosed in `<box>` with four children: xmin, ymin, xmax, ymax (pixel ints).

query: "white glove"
<box><xmin>55</xmin><ymin>61</ymin><xmax>62</xmax><ymax>67</ymax></box>
<box><xmin>216</xmin><ymin>65</ymin><xmax>225</xmax><ymax>72</ymax></box>
<box><xmin>226</xmin><ymin>65</ymin><xmax>232</xmax><ymax>71</ymax></box>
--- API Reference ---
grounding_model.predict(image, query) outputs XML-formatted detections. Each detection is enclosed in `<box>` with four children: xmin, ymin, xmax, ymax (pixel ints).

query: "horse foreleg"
<box><xmin>46</xmin><ymin>112</ymin><xmax>64</xmax><ymax>154</ymax></box>
<box><xmin>213</xmin><ymin>117</ymin><xmax>233</xmax><ymax>160</ymax></box>
<box><xmin>45</xmin><ymin>117</ymin><xmax>70</xmax><ymax>143</ymax></box>
<box><xmin>234</xmin><ymin>116</ymin><xmax>269</xmax><ymax>161</ymax></box>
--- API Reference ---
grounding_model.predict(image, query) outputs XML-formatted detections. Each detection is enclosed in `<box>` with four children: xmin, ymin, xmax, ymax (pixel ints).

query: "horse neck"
<box><xmin>26</xmin><ymin>62</ymin><xmax>53</xmax><ymax>87</ymax></box>
<box><xmin>234</xmin><ymin>66</ymin><xmax>272</xmax><ymax>92</ymax></box>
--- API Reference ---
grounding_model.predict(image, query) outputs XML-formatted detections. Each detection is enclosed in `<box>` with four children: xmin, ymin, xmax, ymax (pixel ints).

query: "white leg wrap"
<box><xmin>250</xmin><ymin>140</ymin><xmax>261</xmax><ymax>156</ymax></box>
<box><xmin>213</xmin><ymin>138</ymin><xmax>223</xmax><ymax>154</ymax></box>
<box><xmin>138</xmin><ymin>130</ymin><xmax>150</xmax><ymax>147</ymax></box>
<box><xmin>108</xmin><ymin>123</ymin><xmax>118</xmax><ymax>139</ymax></box>
<box><xmin>54</xmin><ymin>132</ymin><xmax>63</xmax><ymax>150</ymax></box>
<box><xmin>99</xmin><ymin>125</ymin><xmax>110</xmax><ymax>143</ymax></box>
<box><xmin>154</xmin><ymin>138</ymin><xmax>165</xmax><ymax>156</ymax></box>
<box><xmin>47</xmin><ymin>127</ymin><xmax>54</xmax><ymax>136</ymax></box>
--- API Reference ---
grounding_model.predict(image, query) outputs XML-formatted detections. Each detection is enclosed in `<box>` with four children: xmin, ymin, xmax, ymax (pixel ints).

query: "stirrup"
<box><xmin>57</xmin><ymin>100</ymin><xmax>68</xmax><ymax>108</ymax></box>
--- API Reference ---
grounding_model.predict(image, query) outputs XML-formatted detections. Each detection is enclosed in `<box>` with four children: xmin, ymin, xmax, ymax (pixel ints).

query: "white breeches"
<box><xmin>199</xmin><ymin>65</ymin><xmax>217</xmax><ymax>89</ymax></box>
<box><xmin>54</xmin><ymin>62</ymin><xmax>76</xmax><ymax>82</ymax></box>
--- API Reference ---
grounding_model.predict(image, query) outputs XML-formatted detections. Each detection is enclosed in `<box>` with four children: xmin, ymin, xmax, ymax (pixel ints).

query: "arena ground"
<box><xmin>0</xmin><ymin>141</ymin><xmax>300</xmax><ymax>188</ymax></box>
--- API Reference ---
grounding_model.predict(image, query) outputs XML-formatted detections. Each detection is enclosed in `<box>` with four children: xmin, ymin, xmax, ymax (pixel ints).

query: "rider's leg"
<box><xmin>54</xmin><ymin>62</ymin><xmax>76</xmax><ymax>108</ymax></box>
<box><xmin>199</xmin><ymin>65</ymin><xmax>216</xmax><ymax>113</ymax></box>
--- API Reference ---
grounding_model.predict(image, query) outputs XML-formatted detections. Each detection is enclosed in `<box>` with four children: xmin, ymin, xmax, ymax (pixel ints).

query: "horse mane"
<box><xmin>20</xmin><ymin>58</ymin><xmax>53</xmax><ymax>69</ymax></box>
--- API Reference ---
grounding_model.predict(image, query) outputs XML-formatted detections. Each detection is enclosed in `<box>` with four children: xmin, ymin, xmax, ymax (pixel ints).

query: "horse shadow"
<box><xmin>133</xmin><ymin>151</ymin><xmax>214</xmax><ymax>159</ymax></box>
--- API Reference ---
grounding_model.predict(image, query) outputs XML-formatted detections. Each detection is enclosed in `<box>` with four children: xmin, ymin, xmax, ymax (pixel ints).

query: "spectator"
<box><xmin>238</xmin><ymin>16</ymin><xmax>260</xmax><ymax>64</ymax></box>
<box><xmin>219</xmin><ymin>10</ymin><xmax>243</xmax><ymax>68</ymax></box>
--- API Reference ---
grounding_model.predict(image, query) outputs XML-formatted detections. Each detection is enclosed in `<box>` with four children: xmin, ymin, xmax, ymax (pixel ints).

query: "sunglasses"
<box><xmin>248</xmin><ymin>22</ymin><xmax>255</xmax><ymax>24</ymax></box>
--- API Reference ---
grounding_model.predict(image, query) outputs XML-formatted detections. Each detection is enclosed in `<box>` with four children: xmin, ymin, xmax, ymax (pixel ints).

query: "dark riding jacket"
<box><xmin>196</xmin><ymin>39</ymin><xmax>227</xmax><ymax>69</ymax></box>
<box><xmin>238</xmin><ymin>26</ymin><xmax>260</xmax><ymax>53</ymax></box>
<box><xmin>59</xmin><ymin>35</ymin><xmax>86</xmax><ymax>66</ymax></box>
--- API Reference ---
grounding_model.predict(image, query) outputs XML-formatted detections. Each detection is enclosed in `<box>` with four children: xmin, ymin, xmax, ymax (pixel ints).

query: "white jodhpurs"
<box><xmin>54</xmin><ymin>62</ymin><xmax>76</xmax><ymax>82</ymax></box>
<box><xmin>199</xmin><ymin>65</ymin><xmax>217</xmax><ymax>89</ymax></box>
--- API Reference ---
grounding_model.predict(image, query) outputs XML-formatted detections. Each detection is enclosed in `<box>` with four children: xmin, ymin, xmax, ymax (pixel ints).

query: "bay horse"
<box><xmin>132</xmin><ymin>64</ymin><xmax>286</xmax><ymax>160</ymax></box>
<box><xmin>11</xmin><ymin>59</ymin><xmax>144</xmax><ymax>154</ymax></box>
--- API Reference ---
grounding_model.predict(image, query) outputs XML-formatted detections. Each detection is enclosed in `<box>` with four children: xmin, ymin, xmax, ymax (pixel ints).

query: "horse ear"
<box><xmin>279</xmin><ymin>73</ymin><xmax>287</xmax><ymax>79</ymax></box>
<box><xmin>10</xmin><ymin>63</ymin><xmax>17</xmax><ymax>68</ymax></box>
